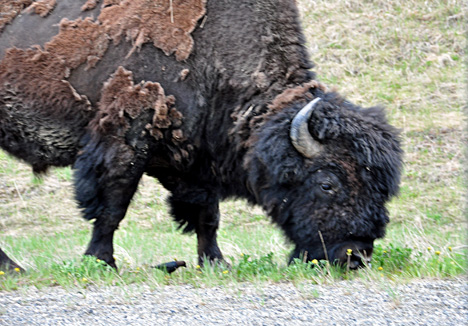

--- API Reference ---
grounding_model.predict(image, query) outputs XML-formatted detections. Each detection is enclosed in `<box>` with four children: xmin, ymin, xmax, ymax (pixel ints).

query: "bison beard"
<box><xmin>0</xmin><ymin>0</ymin><xmax>403</xmax><ymax>272</ymax></box>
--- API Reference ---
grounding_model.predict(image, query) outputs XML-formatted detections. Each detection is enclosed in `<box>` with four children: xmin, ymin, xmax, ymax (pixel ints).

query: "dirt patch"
<box><xmin>0</xmin><ymin>0</ymin><xmax>34</xmax><ymax>32</ymax></box>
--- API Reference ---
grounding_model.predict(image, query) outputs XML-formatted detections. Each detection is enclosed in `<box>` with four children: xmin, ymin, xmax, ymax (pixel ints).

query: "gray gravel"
<box><xmin>0</xmin><ymin>279</ymin><xmax>466</xmax><ymax>325</ymax></box>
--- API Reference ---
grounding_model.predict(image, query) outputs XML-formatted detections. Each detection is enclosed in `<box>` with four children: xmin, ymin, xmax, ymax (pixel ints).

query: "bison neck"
<box><xmin>181</xmin><ymin>0</ymin><xmax>315</xmax><ymax>198</ymax></box>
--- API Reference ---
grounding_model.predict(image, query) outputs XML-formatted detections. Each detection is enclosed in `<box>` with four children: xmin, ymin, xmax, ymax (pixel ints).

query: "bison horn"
<box><xmin>290</xmin><ymin>97</ymin><xmax>323</xmax><ymax>158</ymax></box>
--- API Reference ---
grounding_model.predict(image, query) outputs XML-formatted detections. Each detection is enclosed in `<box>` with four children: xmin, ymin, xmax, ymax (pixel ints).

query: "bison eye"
<box><xmin>320</xmin><ymin>183</ymin><xmax>333</xmax><ymax>193</ymax></box>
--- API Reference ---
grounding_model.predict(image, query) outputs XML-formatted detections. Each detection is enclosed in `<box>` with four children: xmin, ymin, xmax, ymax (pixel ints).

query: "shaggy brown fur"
<box><xmin>81</xmin><ymin>0</ymin><xmax>100</xmax><ymax>11</ymax></box>
<box><xmin>0</xmin><ymin>47</ymin><xmax>92</xmax><ymax>117</ymax></box>
<box><xmin>268</xmin><ymin>80</ymin><xmax>329</xmax><ymax>112</ymax></box>
<box><xmin>102</xmin><ymin>0</ymin><xmax>122</xmax><ymax>6</ymax></box>
<box><xmin>44</xmin><ymin>0</ymin><xmax>206</xmax><ymax>70</ymax></box>
<box><xmin>92</xmin><ymin>66</ymin><xmax>184</xmax><ymax>144</ymax></box>
<box><xmin>44</xmin><ymin>18</ymin><xmax>110</xmax><ymax>70</ymax></box>
<box><xmin>98</xmin><ymin>0</ymin><xmax>206</xmax><ymax>61</ymax></box>
<box><xmin>0</xmin><ymin>0</ymin><xmax>206</xmax><ymax>146</ymax></box>
<box><xmin>26</xmin><ymin>0</ymin><xmax>57</xmax><ymax>17</ymax></box>
<box><xmin>0</xmin><ymin>46</ymin><xmax>94</xmax><ymax>176</ymax></box>
<box><xmin>0</xmin><ymin>0</ymin><xmax>33</xmax><ymax>32</ymax></box>
<box><xmin>0</xmin><ymin>17</ymin><xmax>107</xmax><ymax>121</ymax></box>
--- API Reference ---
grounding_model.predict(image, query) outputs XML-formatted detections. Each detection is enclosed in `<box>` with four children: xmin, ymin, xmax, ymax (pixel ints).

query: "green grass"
<box><xmin>1</xmin><ymin>0</ymin><xmax>467</xmax><ymax>290</ymax></box>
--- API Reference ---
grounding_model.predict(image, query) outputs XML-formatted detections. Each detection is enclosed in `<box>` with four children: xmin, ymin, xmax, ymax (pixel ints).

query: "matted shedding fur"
<box><xmin>3</xmin><ymin>0</ymin><xmax>206</xmax><ymax>75</ymax></box>
<box><xmin>93</xmin><ymin>66</ymin><xmax>184</xmax><ymax>142</ymax></box>
<box><xmin>0</xmin><ymin>47</ymin><xmax>91</xmax><ymax>116</ymax></box>
<box><xmin>25</xmin><ymin>0</ymin><xmax>57</xmax><ymax>17</ymax></box>
<box><xmin>97</xmin><ymin>0</ymin><xmax>206</xmax><ymax>61</ymax></box>
<box><xmin>0</xmin><ymin>0</ymin><xmax>206</xmax><ymax>120</ymax></box>
<box><xmin>0</xmin><ymin>0</ymin><xmax>33</xmax><ymax>32</ymax></box>
<box><xmin>268</xmin><ymin>80</ymin><xmax>329</xmax><ymax>112</ymax></box>
<box><xmin>43</xmin><ymin>0</ymin><xmax>207</xmax><ymax>71</ymax></box>
<box><xmin>0</xmin><ymin>17</ymin><xmax>108</xmax><ymax>124</ymax></box>
<box><xmin>81</xmin><ymin>0</ymin><xmax>100</xmax><ymax>11</ymax></box>
<box><xmin>0</xmin><ymin>0</ymin><xmax>200</xmax><ymax>169</ymax></box>
<box><xmin>44</xmin><ymin>18</ymin><xmax>110</xmax><ymax>70</ymax></box>
<box><xmin>102</xmin><ymin>0</ymin><xmax>121</xmax><ymax>6</ymax></box>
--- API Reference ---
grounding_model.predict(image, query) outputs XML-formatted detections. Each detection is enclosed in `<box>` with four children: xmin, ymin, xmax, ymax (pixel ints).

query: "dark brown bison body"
<box><xmin>0</xmin><ymin>0</ymin><xmax>402</xmax><ymax>271</ymax></box>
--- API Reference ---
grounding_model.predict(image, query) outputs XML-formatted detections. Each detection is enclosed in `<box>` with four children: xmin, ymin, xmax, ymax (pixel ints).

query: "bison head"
<box><xmin>246</xmin><ymin>93</ymin><xmax>403</xmax><ymax>269</ymax></box>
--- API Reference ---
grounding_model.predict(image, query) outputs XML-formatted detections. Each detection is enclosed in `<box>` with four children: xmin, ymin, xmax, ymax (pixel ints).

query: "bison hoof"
<box><xmin>84</xmin><ymin>253</ymin><xmax>117</xmax><ymax>270</ymax></box>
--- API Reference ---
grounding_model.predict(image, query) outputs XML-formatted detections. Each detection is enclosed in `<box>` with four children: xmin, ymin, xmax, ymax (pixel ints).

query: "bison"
<box><xmin>0</xmin><ymin>0</ymin><xmax>402</xmax><ymax>272</ymax></box>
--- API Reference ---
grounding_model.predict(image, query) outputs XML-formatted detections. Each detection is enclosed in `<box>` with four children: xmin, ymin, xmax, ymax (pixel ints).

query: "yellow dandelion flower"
<box><xmin>311</xmin><ymin>259</ymin><xmax>319</xmax><ymax>265</ymax></box>
<box><xmin>427</xmin><ymin>247</ymin><xmax>432</xmax><ymax>251</ymax></box>
<box><xmin>378</xmin><ymin>266</ymin><xmax>383</xmax><ymax>271</ymax></box>
<box><xmin>435</xmin><ymin>251</ymin><xmax>441</xmax><ymax>255</ymax></box>
<box><xmin>14</xmin><ymin>267</ymin><xmax>20</xmax><ymax>273</ymax></box>
<box><xmin>196</xmin><ymin>265</ymin><xmax>201</xmax><ymax>269</ymax></box>
<box><xmin>346</xmin><ymin>249</ymin><xmax>352</xmax><ymax>255</ymax></box>
<box><xmin>448</xmin><ymin>247</ymin><xmax>453</xmax><ymax>252</ymax></box>
<box><xmin>0</xmin><ymin>271</ymin><xmax>4</xmax><ymax>276</ymax></box>
<box><xmin>96</xmin><ymin>259</ymin><xmax>101</xmax><ymax>263</ymax></box>
<box><xmin>82</xmin><ymin>278</ymin><xmax>88</xmax><ymax>282</ymax></box>
<box><xmin>136</xmin><ymin>267</ymin><xmax>140</xmax><ymax>270</ymax></box>
<box><xmin>383</xmin><ymin>250</ymin><xmax>387</xmax><ymax>254</ymax></box>
<box><xmin>222</xmin><ymin>270</ymin><xmax>229</xmax><ymax>274</ymax></box>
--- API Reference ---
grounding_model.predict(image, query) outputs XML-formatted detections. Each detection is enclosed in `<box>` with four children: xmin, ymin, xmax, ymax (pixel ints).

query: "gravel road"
<box><xmin>0</xmin><ymin>278</ymin><xmax>466</xmax><ymax>325</ymax></box>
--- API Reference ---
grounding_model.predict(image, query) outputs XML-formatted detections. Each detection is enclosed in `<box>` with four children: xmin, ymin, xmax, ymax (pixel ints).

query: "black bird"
<box><xmin>153</xmin><ymin>260</ymin><xmax>187</xmax><ymax>274</ymax></box>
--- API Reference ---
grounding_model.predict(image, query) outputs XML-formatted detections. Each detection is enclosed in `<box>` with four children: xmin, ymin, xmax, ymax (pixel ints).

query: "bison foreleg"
<box><xmin>195</xmin><ymin>203</ymin><xmax>224</xmax><ymax>266</ymax></box>
<box><xmin>74</xmin><ymin>134</ymin><xmax>150</xmax><ymax>269</ymax></box>
<box><xmin>169</xmin><ymin>196</ymin><xmax>224</xmax><ymax>266</ymax></box>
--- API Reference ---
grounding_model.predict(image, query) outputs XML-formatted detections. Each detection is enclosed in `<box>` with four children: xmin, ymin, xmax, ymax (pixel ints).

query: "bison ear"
<box><xmin>290</xmin><ymin>97</ymin><xmax>323</xmax><ymax>158</ymax></box>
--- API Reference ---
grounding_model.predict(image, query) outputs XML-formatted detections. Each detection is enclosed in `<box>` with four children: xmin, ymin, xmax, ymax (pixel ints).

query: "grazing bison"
<box><xmin>0</xmin><ymin>0</ymin><xmax>402</xmax><ymax>271</ymax></box>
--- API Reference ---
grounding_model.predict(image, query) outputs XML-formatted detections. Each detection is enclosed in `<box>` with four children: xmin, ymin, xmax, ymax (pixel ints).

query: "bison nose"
<box><xmin>347</xmin><ymin>250</ymin><xmax>373</xmax><ymax>269</ymax></box>
<box><xmin>331</xmin><ymin>241</ymin><xmax>374</xmax><ymax>269</ymax></box>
